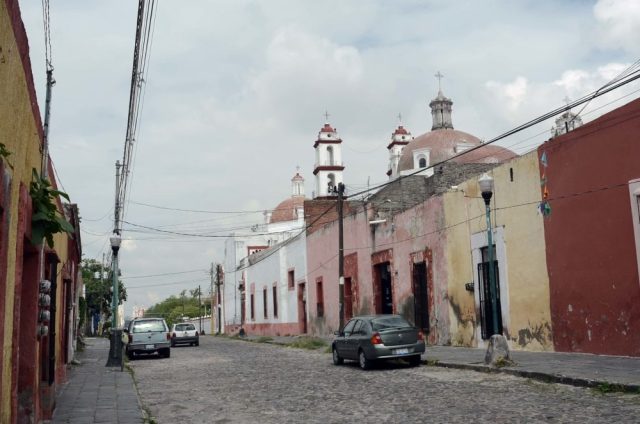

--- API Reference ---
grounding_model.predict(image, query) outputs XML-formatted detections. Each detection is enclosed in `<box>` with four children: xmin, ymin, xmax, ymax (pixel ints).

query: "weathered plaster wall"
<box><xmin>542</xmin><ymin>98</ymin><xmax>640</xmax><ymax>356</ymax></box>
<box><xmin>1</xmin><ymin>1</ymin><xmax>79</xmax><ymax>420</ymax></box>
<box><xmin>444</xmin><ymin>152</ymin><xmax>553</xmax><ymax>351</ymax></box>
<box><xmin>305</xmin><ymin>194</ymin><xmax>452</xmax><ymax>345</ymax></box>
<box><xmin>369</xmin><ymin>196</ymin><xmax>451</xmax><ymax>345</ymax></box>
<box><xmin>1</xmin><ymin>1</ymin><xmax>45</xmax><ymax>419</ymax></box>
<box><xmin>305</xmin><ymin>201</ymin><xmax>369</xmax><ymax>336</ymax></box>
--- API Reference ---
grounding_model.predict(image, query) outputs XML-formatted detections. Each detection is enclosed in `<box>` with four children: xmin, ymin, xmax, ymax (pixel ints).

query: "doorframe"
<box><xmin>297</xmin><ymin>282</ymin><xmax>307</xmax><ymax>334</ymax></box>
<box><xmin>471</xmin><ymin>226</ymin><xmax>509</xmax><ymax>347</ymax></box>
<box><xmin>371</xmin><ymin>249</ymin><xmax>393</xmax><ymax>314</ymax></box>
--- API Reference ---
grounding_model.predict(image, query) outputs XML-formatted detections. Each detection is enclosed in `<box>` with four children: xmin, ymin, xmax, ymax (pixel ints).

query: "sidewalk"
<box><xmin>425</xmin><ymin>345</ymin><xmax>640</xmax><ymax>392</ymax></box>
<box><xmin>51</xmin><ymin>337</ymin><xmax>145</xmax><ymax>424</ymax></box>
<box><xmin>244</xmin><ymin>334</ymin><xmax>640</xmax><ymax>392</ymax></box>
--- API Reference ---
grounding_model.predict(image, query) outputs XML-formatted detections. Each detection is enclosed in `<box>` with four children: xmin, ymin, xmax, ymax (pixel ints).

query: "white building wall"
<box><xmin>223</xmin><ymin>217</ymin><xmax>304</xmax><ymax>333</ymax></box>
<box><xmin>243</xmin><ymin>233</ymin><xmax>307</xmax><ymax>331</ymax></box>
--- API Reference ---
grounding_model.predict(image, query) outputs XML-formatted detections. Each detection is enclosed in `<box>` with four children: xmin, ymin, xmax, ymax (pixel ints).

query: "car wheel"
<box><xmin>332</xmin><ymin>346</ymin><xmax>343</xmax><ymax>365</ymax></box>
<box><xmin>358</xmin><ymin>350</ymin><xmax>372</xmax><ymax>370</ymax></box>
<box><xmin>127</xmin><ymin>350</ymin><xmax>134</xmax><ymax>361</ymax></box>
<box><xmin>408</xmin><ymin>355</ymin><xmax>421</xmax><ymax>367</ymax></box>
<box><xmin>195</xmin><ymin>339</ymin><xmax>199</xmax><ymax>347</ymax></box>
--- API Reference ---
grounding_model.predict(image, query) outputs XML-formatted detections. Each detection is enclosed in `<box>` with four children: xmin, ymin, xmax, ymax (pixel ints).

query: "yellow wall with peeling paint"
<box><xmin>444</xmin><ymin>152</ymin><xmax>554</xmax><ymax>351</ymax></box>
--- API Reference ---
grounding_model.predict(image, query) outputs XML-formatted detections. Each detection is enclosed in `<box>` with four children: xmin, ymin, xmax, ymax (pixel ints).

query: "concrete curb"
<box><xmin>429</xmin><ymin>361</ymin><xmax>640</xmax><ymax>393</ymax></box>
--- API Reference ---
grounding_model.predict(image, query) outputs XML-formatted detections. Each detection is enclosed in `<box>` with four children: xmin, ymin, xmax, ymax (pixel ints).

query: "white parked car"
<box><xmin>171</xmin><ymin>323</ymin><xmax>199</xmax><ymax>347</ymax></box>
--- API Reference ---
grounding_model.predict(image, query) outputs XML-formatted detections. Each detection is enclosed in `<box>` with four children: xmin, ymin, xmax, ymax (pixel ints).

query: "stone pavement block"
<box><xmin>52</xmin><ymin>337</ymin><xmax>145</xmax><ymax>424</ymax></box>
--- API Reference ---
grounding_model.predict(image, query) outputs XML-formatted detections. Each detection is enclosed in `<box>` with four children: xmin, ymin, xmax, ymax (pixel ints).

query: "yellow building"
<box><xmin>1</xmin><ymin>1</ymin><xmax>82</xmax><ymax>422</ymax></box>
<box><xmin>443</xmin><ymin>151</ymin><xmax>553</xmax><ymax>351</ymax></box>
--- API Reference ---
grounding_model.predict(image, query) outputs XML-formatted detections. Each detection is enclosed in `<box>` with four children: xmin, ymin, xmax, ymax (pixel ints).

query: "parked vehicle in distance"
<box><xmin>171</xmin><ymin>323</ymin><xmax>199</xmax><ymax>347</ymax></box>
<box><xmin>331</xmin><ymin>314</ymin><xmax>425</xmax><ymax>370</ymax></box>
<box><xmin>125</xmin><ymin>317</ymin><xmax>171</xmax><ymax>359</ymax></box>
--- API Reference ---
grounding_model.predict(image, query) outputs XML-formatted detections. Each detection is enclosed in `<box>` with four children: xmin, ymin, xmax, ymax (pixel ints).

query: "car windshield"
<box><xmin>371</xmin><ymin>316</ymin><xmax>411</xmax><ymax>331</ymax></box>
<box><xmin>175</xmin><ymin>324</ymin><xmax>195</xmax><ymax>331</ymax></box>
<box><xmin>132</xmin><ymin>320</ymin><xmax>165</xmax><ymax>333</ymax></box>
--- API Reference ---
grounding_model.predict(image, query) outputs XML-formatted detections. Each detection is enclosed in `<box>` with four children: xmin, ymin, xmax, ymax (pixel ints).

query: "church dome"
<box><xmin>268</xmin><ymin>169</ymin><xmax>307</xmax><ymax>224</ymax></box>
<box><xmin>397</xmin><ymin>84</ymin><xmax>516</xmax><ymax>173</ymax></box>
<box><xmin>269</xmin><ymin>196</ymin><xmax>305</xmax><ymax>224</ymax></box>
<box><xmin>397</xmin><ymin>129</ymin><xmax>516</xmax><ymax>172</ymax></box>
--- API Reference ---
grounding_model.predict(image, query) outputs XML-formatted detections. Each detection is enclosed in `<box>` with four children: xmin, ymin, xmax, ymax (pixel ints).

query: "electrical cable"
<box><xmin>122</xmin><ymin>269</ymin><xmax>207</xmax><ymax>279</ymax></box>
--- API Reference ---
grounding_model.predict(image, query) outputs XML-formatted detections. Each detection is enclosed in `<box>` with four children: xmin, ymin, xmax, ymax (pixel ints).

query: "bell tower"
<box><xmin>387</xmin><ymin>113</ymin><xmax>413</xmax><ymax>180</ymax></box>
<box><xmin>313</xmin><ymin>112</ymin><xmax>345</xmax><ymax>198</ymax></box>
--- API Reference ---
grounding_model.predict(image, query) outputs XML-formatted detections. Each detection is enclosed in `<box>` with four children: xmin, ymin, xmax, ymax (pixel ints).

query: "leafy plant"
<box><xmin>29</xmin><ymin>169</ymin><xmax>74</xmax><ymax>247</ymax></box>
<box><xmin>0</xmin><ymin>143</ymin><xmax>10</xmax><ymax>160</ymax></box>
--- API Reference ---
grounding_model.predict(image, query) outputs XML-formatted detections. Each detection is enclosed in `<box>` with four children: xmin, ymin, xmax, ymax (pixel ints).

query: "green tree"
<box><xmin>82</xmin><ymin>258</ymin><xmax>127</xmax><ymax>327</ymax></box>
<box><xmin>146</xmin><ymin>288</ymin><xmax>202</xmax><ymax>328</ymax></box>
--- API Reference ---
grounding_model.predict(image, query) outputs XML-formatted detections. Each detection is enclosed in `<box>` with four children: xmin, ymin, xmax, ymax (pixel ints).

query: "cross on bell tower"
<box><xmin>435</xmin><ymin>71</ymin><xmax>444</xmax><ymax>92</ymax></box>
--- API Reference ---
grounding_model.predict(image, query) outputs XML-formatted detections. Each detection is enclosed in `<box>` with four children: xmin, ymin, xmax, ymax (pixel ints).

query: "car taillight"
<box><xmin>166</xmin><ymin>333</ymin><xmax>171</xmax><ymax>341</ymax></box>
<box><xmin>417</xmin><ymin>330</ymin><xmax>424</xmax><ymax>342</ymax></box>
<box><xmin>371</xmin><ymin>332</ymin><xmax>383</xmax><ymax>345</ymax></box>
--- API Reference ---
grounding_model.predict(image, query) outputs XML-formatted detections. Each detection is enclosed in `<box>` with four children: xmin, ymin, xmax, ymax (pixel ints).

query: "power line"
<box><xmin>116</xmin><ymin>0</ymin><xmax>158</xmax><ymax>235</ymax></box>
<box><xmin>126</xmin><ymin>278</ymin><xmax>210</xmax><ymax>289</ymax></box>
<box><xmin>41</xmin><ymin>0</ymin><xmax>53</xmax><ymax>71</ymax></box>
<box><xmin>122</xmin><ymin>269</ymin><xmax>208</xmax><ymax>280</ymax></box>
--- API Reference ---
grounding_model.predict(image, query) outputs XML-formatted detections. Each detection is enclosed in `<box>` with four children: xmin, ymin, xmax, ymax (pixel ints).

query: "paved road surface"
<box><xmin>130</xmin><ymin>336</ymin><xmax>640</xmax><ymax>423</ymax></box>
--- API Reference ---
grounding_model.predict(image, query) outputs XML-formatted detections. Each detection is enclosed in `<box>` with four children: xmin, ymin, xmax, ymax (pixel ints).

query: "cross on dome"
<box><xmin>324</xmin><ymin>110</ymin><xmax>331</xmax><ymax>123</ymax></box>
<box><xmin>397</xmin><ymin>112</ymin><xmax>403</xmax><ymax>124</ymax></box>
<box><xmin>435</xmin><ymin>71</ymin><xmax>444</xmax><ymax>91</ymax></box>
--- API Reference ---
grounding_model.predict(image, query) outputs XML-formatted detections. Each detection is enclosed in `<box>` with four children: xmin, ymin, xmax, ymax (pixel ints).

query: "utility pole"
<box><xmin>198</xmin><ymin>284</ymin><xmax>202</xmax><ymax>335</ymax></box>
<box><xmin>337</xmin><ymin>182</ymin><xmax>345</xmax><ymax>331</ymax></box>
<box><xmin>210</xmin><ymin>263</ymin><xmax>215</xmax><ymax>334</ymax></box>
<box><xmin>216</xmin><ymin>264</ymin><xmax>223</xmax><ymax>334</ymax></box>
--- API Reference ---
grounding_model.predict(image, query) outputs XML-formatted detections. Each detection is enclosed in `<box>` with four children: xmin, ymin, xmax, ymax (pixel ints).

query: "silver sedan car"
<box><xmin>331</xmin><ymin>315</ymin><xmax>425</xmax><ymax>370</ymax></box>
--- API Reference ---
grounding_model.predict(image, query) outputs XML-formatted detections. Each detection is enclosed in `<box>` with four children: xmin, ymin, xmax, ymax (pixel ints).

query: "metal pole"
<box><xmin>114</xmin><ymin>161</ymin><xmax>121</xmax><ymax>233</ymax></box>
<box><xmin>41</xmin><ymin>69</ymin><xmax>54</xmax><ymax>179</ymax></box>
<box><xmin>111</xmin><ymin>252</ymin><xmax>119</xmax><ymax>329</ymax></box>
<box><xmin>216</xmin><ymin>264</ymin><xmax>222</xmax><ymax>334</ymax></box>
<box><xmin>483</xmin><ymin>194</ymin><xmax>499</xmax><ymax>336</ymax></box>
<box><xmin>199</xmin><ymin>285</ymin><xmax>202</xmax><ymax>334</ymax></box>
<box><xmin>210</xmin><ymin>263</ymin><xmax>215</xmax><ymax>334</ymax></box>
<box><xmin>337</xmin><ymin>183</ymin><xmax>345</xmax><ymax>331</ymax></box>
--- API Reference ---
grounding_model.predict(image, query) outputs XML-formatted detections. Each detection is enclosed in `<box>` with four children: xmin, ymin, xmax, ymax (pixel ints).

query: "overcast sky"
<box><xmin>20</xmin><ymin>0</ymin><xmax>640</xmax><ymax>316</ymax></box>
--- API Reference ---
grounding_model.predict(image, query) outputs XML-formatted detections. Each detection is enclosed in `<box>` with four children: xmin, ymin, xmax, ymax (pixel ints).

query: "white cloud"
<box><xmin>594</xmin><ymin>0</ymin><xmax>640</xmax><ymax>54</ymax></box>
<box><xmin>485</xmin><ymin>77</ymin><xmax>529</xmax><ymax>112</ymax></box>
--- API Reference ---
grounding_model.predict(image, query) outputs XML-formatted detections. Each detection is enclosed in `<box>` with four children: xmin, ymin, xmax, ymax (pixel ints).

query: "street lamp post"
<box><xmin>337</xmin><ymin>182</ymin><xmax>345</xmax><ymax>331</ymax></box>
<box><xmin>110</xmin><ymin>234</ymin><xmax>122</xmax><ymax>329</ymax></box>
<box><xmin>478</xmin><ymin>173</ymin><xmax>499</xmax><ymax>337</ymax></box>
<box><xmin>107</xmin><ymin>234</ymin><xmax>122</xmax><ymax>367</ymax></box>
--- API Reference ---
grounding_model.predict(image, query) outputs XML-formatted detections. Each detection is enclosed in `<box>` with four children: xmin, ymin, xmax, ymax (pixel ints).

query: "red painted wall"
<box><xmin>542</xmin><ymin>98</ymin><xmax>640</xmax><ymax>356</ymax></box>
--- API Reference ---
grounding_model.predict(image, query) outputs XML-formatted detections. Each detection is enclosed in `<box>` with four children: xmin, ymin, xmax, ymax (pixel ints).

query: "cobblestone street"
<box><xmin>130</xmin><ymin>336</ymin><xmax>640</xmax><ymax>423</ymax></box>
